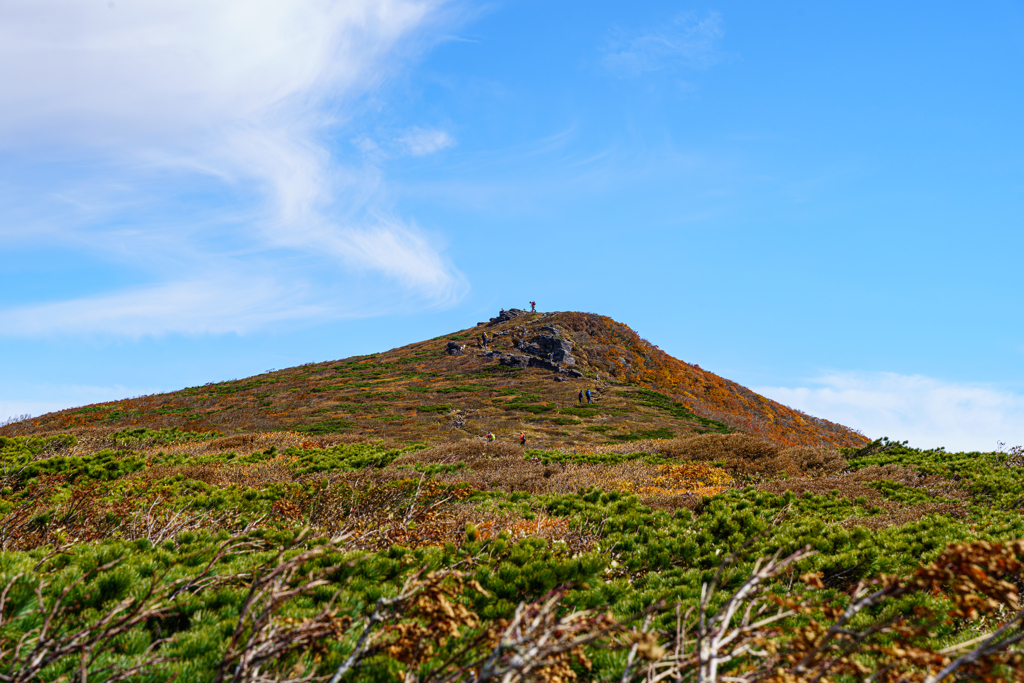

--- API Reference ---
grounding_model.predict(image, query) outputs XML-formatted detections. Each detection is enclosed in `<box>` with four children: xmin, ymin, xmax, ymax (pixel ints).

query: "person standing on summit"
<box><xmin>530</xmin><ymin>301</ymin><xmax>536</xmax><ymax>312</ymax></box>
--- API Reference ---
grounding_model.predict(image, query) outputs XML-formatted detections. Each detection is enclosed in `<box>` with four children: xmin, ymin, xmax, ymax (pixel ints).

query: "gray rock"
<box><xmin>524</xmin><ymin>334</ymin><xmax>575</xmax><ymax>366</ymax></box>
<box><xmin>565</xmin><ymin>368</ymin><xmax>584</xmax><ymax>378</ymax></box>
<box><xmin>527</xmin><ymin>357</ymin><xmax>560</xmax><ymax>372</ymax></box>
<box><xmin>488</xmin><ymin>308</ymin><xmax>528</xmax><ymax>325</ymax></box>
<box><xmin>499</xmin><ymin>354</ymin><xmax>531</xmax><ymax>369</ymax></box>
<box><xmin>446</xmin><ymin>341</ymin><xmax>465</xmax><ymax>356</ymax></box>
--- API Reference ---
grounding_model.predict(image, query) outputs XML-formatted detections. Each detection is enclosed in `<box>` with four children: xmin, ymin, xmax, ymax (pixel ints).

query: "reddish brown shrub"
<box><xmin>779</xmin><ymin>445</ymin><xmax>847</xmax><ymax>476</ymax></box>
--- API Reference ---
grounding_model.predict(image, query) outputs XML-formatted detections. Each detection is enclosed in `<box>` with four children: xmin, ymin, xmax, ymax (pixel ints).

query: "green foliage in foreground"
<box><xmin>2</xmin><ymin>437</ymin><xmax>1024</xmax><ymax>679</ymax></box>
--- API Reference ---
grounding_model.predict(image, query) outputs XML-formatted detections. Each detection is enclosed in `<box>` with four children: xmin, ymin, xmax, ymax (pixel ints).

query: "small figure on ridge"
<box><xmin>529</xmin><ymin>301</ymin><xmax>536</xmax><ymax>312</ymax></box>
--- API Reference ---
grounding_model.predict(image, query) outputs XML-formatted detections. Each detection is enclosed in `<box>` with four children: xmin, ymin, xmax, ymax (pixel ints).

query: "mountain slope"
<box><xmin>2</xmin><ymin>310</ymin><xmax>868</xmax><ymax>448</ymax></box>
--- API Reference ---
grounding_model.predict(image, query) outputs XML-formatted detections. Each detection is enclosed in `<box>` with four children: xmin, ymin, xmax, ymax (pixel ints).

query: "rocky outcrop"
<box><xmin>522</xmin><ymin>334</ymin><xmax>575</xmax><ymax>366</ymax></box>
<box><xmin>498</xmin><ymin>354</ymin><xmax>575</xmax><ymax>373</ymax></box>
<box><xmin>477</xmin><ymin>309</ymin><xmax>579</xmax><ymax>377</ymax></box>
<box><xmin>499</xmin><ymin>354</ymin><xmax>531</xmax><ymax>369</ymax></box>
<box><xmin>528</xmin><ymin>357</ymin><xmax>560</xmax><ymax>371</ymax></box>
<box><xmin>446</xmin><ymin>341</ymin><xmax>465</xmax><ymax>356</ymax></box>
<box><xmin>483</xmin><ymin>308</ymin><xmax>528</xmax><ymax>326</ymax></box>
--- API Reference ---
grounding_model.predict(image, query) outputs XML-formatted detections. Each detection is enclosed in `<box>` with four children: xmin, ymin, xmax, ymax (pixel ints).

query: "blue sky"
<box><xmin>2</xmin><ymin>0</ymin><xmax>1023</xmax><ymax>450</ymax></box>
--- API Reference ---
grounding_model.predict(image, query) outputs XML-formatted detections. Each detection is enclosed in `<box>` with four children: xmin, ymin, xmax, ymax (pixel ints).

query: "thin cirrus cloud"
<box><xmin>0</xmin><ymin>276</ymin><xmax>330</xmax><ymax>337</ymax></box>
<box><xmin>0</xmin><ymin>0</ymin><xmax>466</xmax><ymax>338</ymax></box>
<box><xmin>603</xmin><ymin>11</ymin><xmax>725</xmax><ymax>77</ymax></box>
<box><xmin>396</xmin><ymin>126</ymin><xmax>456</xmax><ymax>156</ymax></box>
<box><xmin>755</xmin><ymin>371</ymin><xmax>1024</xmax><ymax>452</ymax></box>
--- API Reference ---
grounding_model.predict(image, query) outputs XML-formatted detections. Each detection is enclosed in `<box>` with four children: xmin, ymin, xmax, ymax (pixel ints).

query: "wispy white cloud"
<box><xmin>395</xmin><ymin>126</ymin><xmax>456</xmax><ymax>156</ymax></box>
<box><xmin>1</xmin><ymin>276</ymin><xmax>326</xmax><ymax>337</ymax></box>
<box><xmin>755</xmin><ymin>371</ymin><xmax>1024</xmax><ymax>452</ymax></box>
<box><xmin>603</xmin><ymin>11</ymin><xmax>724</xmax><ymax>77</ymax></box>
<box><xmin>0</xmin><ymin>0</ymin><xmax>467</xmax><ymax>337</ymax></box>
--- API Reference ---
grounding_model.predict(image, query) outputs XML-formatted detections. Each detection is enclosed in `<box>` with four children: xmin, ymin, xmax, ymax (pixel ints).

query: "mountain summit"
<box><xmin>3</xmin><ymin>310</ymin><xmax>867</xmax><ymax>448</ymax></box>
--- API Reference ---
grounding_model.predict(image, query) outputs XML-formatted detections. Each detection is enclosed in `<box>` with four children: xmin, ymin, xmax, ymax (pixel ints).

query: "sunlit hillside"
<box><xmin>2</xmin><ymin>309</ymin><xmax>867</xmax><ymax>450</ymax></box>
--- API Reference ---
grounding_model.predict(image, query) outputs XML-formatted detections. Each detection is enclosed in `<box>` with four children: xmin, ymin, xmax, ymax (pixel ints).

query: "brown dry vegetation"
<box><xmin>654</xmin><ymin>433</ymin><xmax>848</xmax><ymax>480</ymax></box>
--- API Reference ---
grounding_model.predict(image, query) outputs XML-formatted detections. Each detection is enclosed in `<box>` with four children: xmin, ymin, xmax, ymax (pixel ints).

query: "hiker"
<box><xmin>520</xmin><ymin>432</ymin><xmax>526</xmax><ymax>446</ymax></box>
<box><xmin>480</xmin><ymin>332</ymin><xmax>488</xmax><ymax>350</ymax></box>
<box><xmin>578</xmin><ymin>390</ymin><xmax>584</xmax><ymax>405</ymax></box>
<box><xmin>486</xmin><ymin>431</ymin><xmax>495</xmax><ymax>442</ymax></box>
<box><xmin>586</xmin><ymin>388</ymin><xmax>592</xmax><ymax>404</ymax></box>
<box><xmin>529</xmin><ymin>301</ymin><xmax>536</xmax><ymax>312</ymax></box>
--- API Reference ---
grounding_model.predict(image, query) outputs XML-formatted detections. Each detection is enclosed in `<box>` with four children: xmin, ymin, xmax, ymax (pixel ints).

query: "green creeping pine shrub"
<box><xmin>5</xmin><ymin>442</ymin><xmax>1024</xmax><ymax>680</ymax></box>
<box><xmin>525</xmin><ymin>449</ymin><xmax>664</xmax><ymax>466</ymax></box>
<box><xmin>851</xmin><ymin>443</ymin><xmax>1024</xmax><ymax>508</ymax></box>
<box><xmin>496</xmin><ymin>388</ymin><xmax>540</xmax><ymax>400</ymax></box>
<box><xmin>309</xmin><ymin>385</ymin><xmax>350</xmax><ymax>393</ymax></box>
<box><xmin>104</xmin><ymin>410</ymin><xmax>141</xmax><ymax>422</ymax></box>
<box><xmin>435</xmin><ymin>385</ymin><xmax>486</xmax><ymax>393</ymax></box>
<box><xmin>111</xmin><ymin>427</ymin><xmax>218</xmax><ymax>447</ymax></box>
<box><xmin>416</xmin><ymin>404</ymin><xmax>450</xmax><ymax>413</ymax></box>
<box><xmin>558</xmin><ymin>407</ymin><xmax>598</xmax><ymax>418</ymax></box>
<box><xmin>0</xmin><ymin>433</ymin><xmax>77</xmax><ymax>457</ymax></box>
<box><xmin>867</xmin><ymin>480</ymin><xmax>942</xmax><ymax>505</ymax></box>
<box><xmin>1</xmin><ymin>449</ymin><xmax>145</xmax><ymax>487</ymax></box>
<box><xmin>294</xmin><ymin>418</ymin><xmax>354</xmax><ymax>434</ymax></box>
<box><xmin>618</xmin><ymin>388</ymin><xmax>732</xmax><ymax>433</ymax></box>
<box><xmin>611</xmin><ymin>427</ymin><xmax>675</xmax><ymax>441</ymax></box>
<box><xmin>506</xmin><ymin>403</ymin><xmax>556</xmax><ymax>414</ymax></box>
<box><xmin>394</xmin><ymin>462</ymin><xmax>468</xmax><ymax>476</ymax></box>
<box><xmin>499</xmin><ymin>393</ymin><xmax>557</xmax><ymax>413</ymax></box>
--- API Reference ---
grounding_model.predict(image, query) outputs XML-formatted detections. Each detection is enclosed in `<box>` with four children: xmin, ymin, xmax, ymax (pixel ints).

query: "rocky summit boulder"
<box><xmin>523</xmin><ymin>334</ymin><xmax>575</xmax><ymax>366</ymax></box>
<box><xmin>446</xmin><ymin>341</ymin><xmax>464</xmax><ymax>356</ymax></box>
<box><xmin>488</xmin><ymin>308</ymin><xmax>527</xmax><ymax>325</ymax></box>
